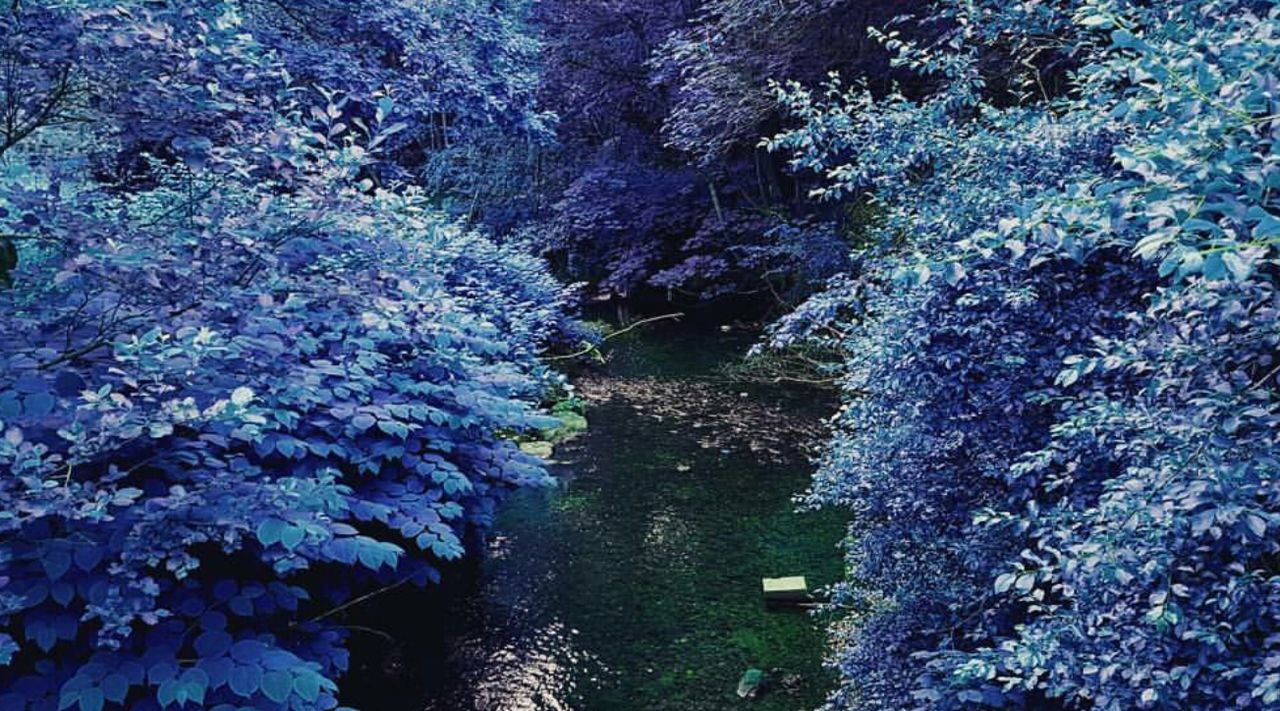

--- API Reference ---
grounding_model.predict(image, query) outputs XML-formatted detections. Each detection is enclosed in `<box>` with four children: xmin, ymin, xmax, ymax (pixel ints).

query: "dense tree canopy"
<box><xmin>3</xmin><ymin>0</ymin><xmax>1279</xmax><ymax>709</ymax></box>
<box><xmin>0</xmin><ymin>2</ymin><xmax>572</xmax><ymax>709</ymax></box>
<box><xmin>529</xmin><ymin>0</ymin><xmax>923</xmax><ymax>305</ymax></box>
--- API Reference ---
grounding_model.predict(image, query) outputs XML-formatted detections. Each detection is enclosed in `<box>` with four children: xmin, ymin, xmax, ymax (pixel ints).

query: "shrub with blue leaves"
<box><xmin>765</xmin><ymin>1</ymin><xmax>1280</xmax><ymax>708</ymax></box>
<box><xmin>1</xmin><ymin>178</ymin><xmax>566</xmax><ymax>711</ymax></box>
<box><xmin>0</xmin><ymin>1</ymin><xmax>570</xmax><ymax>709</ymax></box>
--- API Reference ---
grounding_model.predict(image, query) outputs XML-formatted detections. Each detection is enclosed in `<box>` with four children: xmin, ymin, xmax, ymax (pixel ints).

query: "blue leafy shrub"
<box><xmin>0</xmin><ymin>163</ymin><xmax>569</xmax><ymax>711</ymax></box>
<box><xmin>0</xmin><ymin>2</ymin><xmax>570</xmax><ymax>709</ymax></box>
<box><xmin>765</xmin><ymin>0</ymin><xmax>1280</xmax><ymax>708</ymax></box>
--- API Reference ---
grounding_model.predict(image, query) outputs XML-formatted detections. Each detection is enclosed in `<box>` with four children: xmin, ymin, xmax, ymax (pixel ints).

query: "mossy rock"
<box><xmin>550</xmin><ymin>397</ymin><xmax>585</xmax><ymax>415</ymax></box>
<box><xmin>519</xmin><ymin>440</ymin><xmax>555</xmax><ymax>459</ymax></box>
<box><xmin>556</xmin><ymin>411</ymin><xmax>588</xmax><ymax>433</ymax></box>
<box><xmin>736</xmin><ymin>668</ymin><xmax>768</xmax><ymax>699</ymax></box>
<box><xmin>540</xmin><ymin>411</ymin><xmax>588</xmax><ymax>443</ymax></box>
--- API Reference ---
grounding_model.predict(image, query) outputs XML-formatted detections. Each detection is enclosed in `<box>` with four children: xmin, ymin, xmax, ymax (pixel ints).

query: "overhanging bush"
<box><xmin>766</xmin><ymin>1</ymin><xmax>1280</xmax><ymax>708</ymax></box>
<box><xmin>0</xmin><ymin>2</ymin><xmax>570</xmax><ymax>709</ymax></box>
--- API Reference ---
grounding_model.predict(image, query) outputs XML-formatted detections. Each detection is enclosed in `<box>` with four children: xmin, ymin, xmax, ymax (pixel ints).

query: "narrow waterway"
<box><xmin>341</xmin><ymin>322</ymin><xmax>846</xmax><ymax>710</ymax></box>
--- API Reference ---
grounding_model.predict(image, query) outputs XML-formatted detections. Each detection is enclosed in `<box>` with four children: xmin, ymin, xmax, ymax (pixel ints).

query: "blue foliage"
<box><xmin>533</xmin><ymin>0</ymin><xmax>903</xmax><ymax>303</ymax></box>
<box><xmin>766</xmin><ymin>0</ymin><xmax>1280</xmax><ymax>708</ymax></box>
<box><xmin>9</xmin><ymin>0</ymin><xmax>1279</xmax><ymax>709</ymax></box>
<box><xmin>0</xmin><ymin>2</ymin><xmax>571</xmax><ymax>709</ymax></box>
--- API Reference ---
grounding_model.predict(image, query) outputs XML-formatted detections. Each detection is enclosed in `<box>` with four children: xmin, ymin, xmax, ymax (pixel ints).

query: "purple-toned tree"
<box><xmin>535</xmin><ymin>0</ymin><xmax>916</xmax><ymax>308</ymax></box>
<box><xmin>0</xmin><ymin>3</ymin><xmax>573</xmax><ymax>710</ymax></box>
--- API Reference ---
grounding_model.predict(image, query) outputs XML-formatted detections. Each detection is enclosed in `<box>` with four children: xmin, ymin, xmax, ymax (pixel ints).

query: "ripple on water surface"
<box><xmin>340</xmin><ymin>325</ymin><xmax>847</xmax><ymax>710</ymax></box>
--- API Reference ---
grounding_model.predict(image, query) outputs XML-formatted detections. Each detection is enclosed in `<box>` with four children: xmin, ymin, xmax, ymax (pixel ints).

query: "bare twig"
<box><xmin>305</xmin><ymin>576</ymin><xmax>414</xmax><ymax>624</ymax></box>
<box><xmin>543</xmin><ymin>312</ymin><xmax>684</xmax><ymax>362</ymax></box>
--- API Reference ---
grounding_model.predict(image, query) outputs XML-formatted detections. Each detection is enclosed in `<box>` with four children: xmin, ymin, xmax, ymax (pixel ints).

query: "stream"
<box><xmin>340</xmin><ymin>321</ymin><xmax>847</xmax><ymax>710</ymax></box>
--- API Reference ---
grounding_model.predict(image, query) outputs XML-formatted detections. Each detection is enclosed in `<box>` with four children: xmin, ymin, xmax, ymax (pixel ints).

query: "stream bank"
<box><xmin>340</xmin><ymin>320</ymin><xmax>846</xmax><ymax>710</ymax></box>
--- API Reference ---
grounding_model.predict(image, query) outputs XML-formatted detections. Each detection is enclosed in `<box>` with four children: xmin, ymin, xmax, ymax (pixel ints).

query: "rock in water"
<box><xmin>762</xmin><ymin>576</ymin><xmax>809</xmax><ymax>605</ymax></box>
<box><xmin>737</xmin><ymin>668</ymin><xmax>767</xmax><ymax>699</ymax></box>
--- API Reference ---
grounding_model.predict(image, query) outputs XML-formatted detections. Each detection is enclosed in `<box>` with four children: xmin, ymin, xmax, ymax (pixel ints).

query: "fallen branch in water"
<box><xmin>544</xmin><ymin>312</ymin><xmax>684</xmax><ymax>362</ymax></box>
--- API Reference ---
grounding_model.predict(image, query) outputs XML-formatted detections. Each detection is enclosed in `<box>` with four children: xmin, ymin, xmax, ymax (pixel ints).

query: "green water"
<box><xmin>341</xmin><ymin>323</ymin><xmax>846</xmax><ymax>710</ymax></box>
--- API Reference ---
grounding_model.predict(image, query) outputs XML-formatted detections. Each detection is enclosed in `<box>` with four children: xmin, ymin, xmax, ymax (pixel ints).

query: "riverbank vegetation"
<box><xmin>0</xmin><ymin>4</ymin><xmax>574</xmax><ymax>709</ymax></box>
<box><xmin>767</xmin><ymin>3</ymin><xmax>1280</xmax><ymax>709</ymax></box>
<box><xmin>2</xmin><ymin>1</ymin><xmax>1278</xmax><ymax>710</ymax></box>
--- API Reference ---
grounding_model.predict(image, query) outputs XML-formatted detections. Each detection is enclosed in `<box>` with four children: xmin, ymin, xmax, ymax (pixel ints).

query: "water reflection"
<box><xmin>340</xmin><ymin>326</ymin><xmax>846</xmax><ymax>711</ymax></box>
<box><xmin>642</xmin><ymin>505</ymin><xmax>696</xmax><ymax>569</ymax></box>
<box><xmin>435</xmin><ymin>621</ymin><xmax>603</xmax><ymax>711</ymax></box>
